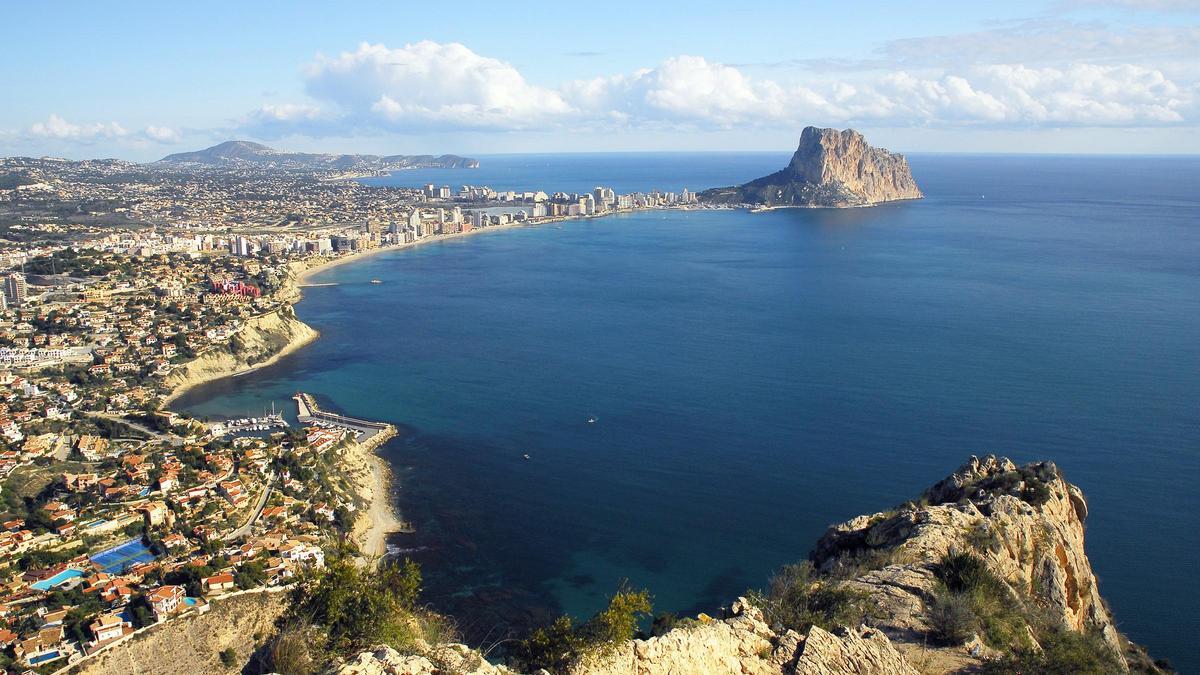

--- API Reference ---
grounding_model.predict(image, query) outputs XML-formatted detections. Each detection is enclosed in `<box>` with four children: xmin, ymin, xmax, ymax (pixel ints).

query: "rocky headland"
<box><xmin>162</xmin><ymin>302</ymin><xmax>318</xmax><ymax>405</ymax></box>
<box><xmin>701</xmin><ymin>127</ymin><xmax>922</xmax><ymax>208</ymax></box>
<box><xmin>332</xmin><ymin>456</ymin><xmax>1168</xmax><ymax>675</ymax></box>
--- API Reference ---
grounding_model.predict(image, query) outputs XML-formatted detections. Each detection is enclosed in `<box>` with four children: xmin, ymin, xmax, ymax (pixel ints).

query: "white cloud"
<box><xmin>143</xmin><ymin>125</ymin><xmax>181</xmax><ymax>143</ymax></box>
<box><xmin>28</xmin><ymin>114</ymin><xmax>127</xmax><ymax>140</ymax></box>
<box><xmin>564</xmin><ymin>58</ymin><xmax>1192</xmax><ymax>129</ymax></box>
<box><xmin>303</xmin><ymin>41</ymin><xmax>572</xmax><ymax>131</ymax></box>
<box><xmin>239</xmin><ymin>40</ymin><xmax>1195</xmax><ymax>139</ymax></box>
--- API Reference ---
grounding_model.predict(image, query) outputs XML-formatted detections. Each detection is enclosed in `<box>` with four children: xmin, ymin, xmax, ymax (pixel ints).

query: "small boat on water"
<box><xmin>370</xmin><ymin>279</ymin><xmax>383</xmax><ymax>284</ymax></box>
<box><xmin>587</xmin><ymin>417</ymin><xmax>597</xmax><ymax>424</ymax></box>
<box><xmin>522</xmin><ymin>453</ymin><xmax>531</xmax><ymax>460</ymax></box>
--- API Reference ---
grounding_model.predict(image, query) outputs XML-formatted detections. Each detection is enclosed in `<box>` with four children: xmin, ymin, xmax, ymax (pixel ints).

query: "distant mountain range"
<box><xmin>156</xmin><ymin>140</ymin><xmax>479</xmax><ymax>171</ymax></box>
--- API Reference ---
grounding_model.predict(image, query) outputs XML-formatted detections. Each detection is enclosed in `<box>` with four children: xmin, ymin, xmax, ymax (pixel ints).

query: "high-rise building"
<box><xmin>408</xmin><ymin>209</ymin><xmax>423</xmax><ymax>238</ymax></box>
<box><xmin>4</xmin><ymin>273</ymin><xmax>27</xmax><ymax>306</ymax></box>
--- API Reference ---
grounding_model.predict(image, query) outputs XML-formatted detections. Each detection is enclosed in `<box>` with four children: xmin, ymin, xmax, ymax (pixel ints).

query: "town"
<box><xmin>0</xmin><ymin>155</ymin><xmax>710</xmax><ymax>672</ymax></box>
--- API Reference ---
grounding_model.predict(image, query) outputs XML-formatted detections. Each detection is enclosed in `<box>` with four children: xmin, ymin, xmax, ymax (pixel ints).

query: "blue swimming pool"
<box><xmin>27</xmin><ymin>650</ymin><xmax>60</xmax><ymax>664</ymax></box>
<box><xmin>31</xmin><ymin>568</ymin><xmax>83</xmax><ymax>591</ymax></box>
<box><xmin>90</xmin><ymin>538</ymin><xmax>155</xmax><ymax>574</ymax></box>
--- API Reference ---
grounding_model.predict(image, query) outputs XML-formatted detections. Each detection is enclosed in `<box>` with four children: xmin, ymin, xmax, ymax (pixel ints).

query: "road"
<box><xmin>226</xmin><ymin>480</ymin><xmax>273</xmax><ymax>541</ymax></box>
<box><xmin>84</xmin><ymin>412</ymin><xmax>184</xmax><ymax>446</ymax></box>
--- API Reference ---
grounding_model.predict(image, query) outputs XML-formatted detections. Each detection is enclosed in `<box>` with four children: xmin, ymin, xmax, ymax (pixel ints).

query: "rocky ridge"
<box><xmin>157</xmin><ymin>140</ymin><xmax>479</xmax><ymax>171</ymax></box>
<box><xmin>701</xmin><ymin>127</ymin><xmax>922</xmax><ymax>207</ymax></box>
<box><xmin>335</xmin><ymin>455</ymin><xmax>1163</xmax><ymax>674</ymax></box>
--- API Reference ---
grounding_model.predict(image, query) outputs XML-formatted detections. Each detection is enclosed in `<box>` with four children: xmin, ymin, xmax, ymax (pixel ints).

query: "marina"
<box><xmin>208</xmin><ymin>405</ymin><xmax>289</xmax><ymax>436</ymax></box>
<box><xmin>293</xmin><ymin>392</ymin><xmax>396</xmax><ymax>449</ymax></box>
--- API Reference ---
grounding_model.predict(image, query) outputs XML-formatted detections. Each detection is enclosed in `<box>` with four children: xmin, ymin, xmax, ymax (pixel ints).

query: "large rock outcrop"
<box><xmin>336</xmin><ymin>600</ymin><xmax>916</xmax><ymax>675</ymax></box>
<box><xmin>810</xmin><ymin>454</ymin><xmax>1134</xmax><ymax>673</ymax></box>
<box><xmin>701</xmin><ymin>127</ymin><xmax>922</xmax><ymax>207</ymax></box>
<box><xmin>576</xmin><ymin>598</ymin><xmax>916</xmax><ymax>675</ymax></box>
<box><xmin>336</xmin><ymin>456</ymin><xmax>1162</xmax><ymax>674</ymax></box>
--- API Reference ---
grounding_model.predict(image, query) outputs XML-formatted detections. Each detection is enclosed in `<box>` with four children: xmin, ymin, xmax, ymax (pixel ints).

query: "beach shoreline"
<box><xmin>160</xmin><ymin>309</ymin><xmax>318</xmax><ymax>407</ymax></box>
<box><xmin>163</xmin><ymin>205</ymin><xmax>701</xmax><ymax>562</ymax></box>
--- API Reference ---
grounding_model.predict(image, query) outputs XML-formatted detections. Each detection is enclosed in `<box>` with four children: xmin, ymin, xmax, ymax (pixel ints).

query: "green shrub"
<box><xmin>748</xmin><ymin>562</ymin><xmax>870</xmax><ymax>635</ymax></box>
<box><xmin>218</xmin><ymin>647</ymin><xmax>238</xmax><ymax>668</ymax></box>
<box><xmin>293</xmin><ymin>554</ymin><xmax>424</xmax><ymax>655</ymax></box>
<box><xmin>937</xmin><ymin>552</ymin><xmax>1000</xmax><ymax>595</ymax></box>
<box><xmin>966</xmin><ymin>522</ymin><xmax>1002</xmax><ymax>553</ymax></box>
<box><xmin>927</xmin><ymin>591</ymin><xmax>978</xmax><ymax>645</ymax></box>
<box><xmin>266</xmin><ymin>624</ymin><xmax>320</xmax><ymax>675</ymax></box>
<box><xmin>933</xmin><ymin>552</ymin><xmax>1026</xmax><ymax>649</ymax></box>
<box><xmin>512</xmin><ymin>584</ymin><xmax>652</xmax><ymax>674</ymax></box>
<box><xmin>650</xmin><ymin>612</ymin><xmax>677</xmax><ymax>637</ymax></box>
<box><xmin>981</xmin><ymin>627</ymin><xmax>1123</xmax><ymax>675</ymax></box>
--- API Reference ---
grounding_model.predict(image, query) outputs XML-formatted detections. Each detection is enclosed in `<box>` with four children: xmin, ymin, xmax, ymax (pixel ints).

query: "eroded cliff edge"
<box><xmin>701</xmin><ymin>126</ymin><xmax>923</xmax><ymax>208</ymax></box>
<box><xmin>338</xmin><ymin>456</ymin><xmax>1167</xmax><ymax>674</ymax></box>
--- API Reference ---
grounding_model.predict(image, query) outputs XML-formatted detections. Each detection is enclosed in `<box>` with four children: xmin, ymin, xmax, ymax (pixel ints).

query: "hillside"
<box><xmin>156</xmin><ymin>140</ymin><xmax>479</xmax><ymax>171</ymax></box>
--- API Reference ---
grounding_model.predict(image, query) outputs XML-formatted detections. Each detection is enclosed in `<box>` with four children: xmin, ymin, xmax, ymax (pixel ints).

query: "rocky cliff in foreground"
<box><xmin>336</xmin><ymin>456</ymin><xmax>1169</xmax><ymax>675</ymax></box>
<box><xmin>701</xmin><ymin>127</ymin><xmax>922</xmax><ymax>208</ymax></box>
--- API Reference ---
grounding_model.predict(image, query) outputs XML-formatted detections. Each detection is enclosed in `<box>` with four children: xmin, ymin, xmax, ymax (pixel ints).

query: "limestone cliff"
<box><xmin>701</xmin><ymin>127</ymin><xmax>922</xmax><ymax>207</ymax></box>
<box><xmin>74</xmin><ymin>590</ymin><xmax>287</xmax><ymax>675</ymax></box>
<box><xmin>334</xmin><ymin>456</ymin><xmax>1165</xmax><ymax>675</ymax></box>
<box><xmin>163</xmin><ymin>304</ymin><xmax>317</xmax><ymax>403</ymax></box>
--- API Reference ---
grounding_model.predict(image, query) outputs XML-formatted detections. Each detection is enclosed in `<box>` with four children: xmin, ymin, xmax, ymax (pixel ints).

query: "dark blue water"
<box><xmin>175</xmin><ymin>154</ymin><xmax>1200</xmax><ymax>669</ymax></box>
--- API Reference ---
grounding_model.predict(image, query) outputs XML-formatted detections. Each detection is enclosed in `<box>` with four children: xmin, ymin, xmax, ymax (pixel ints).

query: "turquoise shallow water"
<box><xmin>175</xmin><ymin>153</ymin><xmax>1200</xmax><ymax>669</ymax></box>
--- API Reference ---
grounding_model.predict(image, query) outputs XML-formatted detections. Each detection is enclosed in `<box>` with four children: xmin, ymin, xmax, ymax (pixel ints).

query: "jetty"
<box><xmin>293</xmin><ymin>392</ymin><xmax>396</xmax><ymax>450</ymax></box>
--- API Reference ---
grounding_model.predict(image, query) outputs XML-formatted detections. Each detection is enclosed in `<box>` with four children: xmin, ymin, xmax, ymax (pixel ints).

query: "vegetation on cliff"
<box><xmin>312</xmin><ymin>457</ymin><xmax>1172</xmax><ymax>675</ymax></box>
<box><xmin>511</xmin><ymin>585</ymin><xmax>652</xmax><ymax>673</ymax></box>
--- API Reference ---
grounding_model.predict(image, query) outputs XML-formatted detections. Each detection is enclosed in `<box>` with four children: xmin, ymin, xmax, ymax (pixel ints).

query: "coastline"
<box><xmin>345</xmin><ymin>427</ymin><xmax>405</xmax><ymax>559</ymax></box>
<box><xmin>160</xmin><ymin>305</ymin><xmax>319</xmax><ymax>407</ymax></box>
<box><xmin>163</xmin><ymin>206</ymin><xmax>690</xmax><ymax>562</ymax></box>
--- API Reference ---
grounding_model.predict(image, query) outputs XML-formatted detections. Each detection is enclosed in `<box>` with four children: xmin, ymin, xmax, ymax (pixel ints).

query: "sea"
<box><xmin>173</xmin><ymin>152</ymin><xmax>1200</xmax><ymax>670</ymax></box>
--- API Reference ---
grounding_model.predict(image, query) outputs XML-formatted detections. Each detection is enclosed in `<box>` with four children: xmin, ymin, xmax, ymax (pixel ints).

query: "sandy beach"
<box><xmin>337</xmin><ymin>424</ymin><xmax>401</xmax><ymax>560</ymax></box>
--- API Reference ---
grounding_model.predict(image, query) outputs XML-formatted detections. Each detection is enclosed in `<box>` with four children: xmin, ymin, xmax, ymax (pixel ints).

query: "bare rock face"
<box><xmin>333</xmin><ymin>456</ymin><xmax>1156</xmax><ymax>675</ymax></box>
<box><xmin>575</xmin><ymin>598</ymin><xmax>915</xmax><ymax>675</ymax></box>
<box><xmin>700</xmin><ymin>127</ymin><xmax>922</xmax><ymax>207</ymax></box>
<box><xmin>812</xmin><ymin>455</ymin><xmax>1124</xmax><ymax>662</ymax></box>
<box><xmin>336</xmin><ymin>643</ymin><xmax>516</xmax><ymax>675</ymax></box>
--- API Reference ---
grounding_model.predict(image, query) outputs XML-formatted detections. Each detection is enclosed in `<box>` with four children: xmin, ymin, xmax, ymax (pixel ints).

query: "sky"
<box><xmin>1</xmin><ymin>0</ymin><xmax>1198</xmax><ymax>160</ymax></box>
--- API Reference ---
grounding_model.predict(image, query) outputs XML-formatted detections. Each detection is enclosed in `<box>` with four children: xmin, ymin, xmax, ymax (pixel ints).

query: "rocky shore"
<box><xmin>161</xmin><ymin>302</ymin><xmax>318</xmax><ymax>406</ymax></box>
<box><xmin>336</xmin><ymin>456</ymin><xmax>1168</xmax><ymax>674</ymax></box>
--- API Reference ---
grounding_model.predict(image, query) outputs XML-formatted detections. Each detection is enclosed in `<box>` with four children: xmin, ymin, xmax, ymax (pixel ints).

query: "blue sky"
<box><xmin>2</xmin><ymin>0</ymin><xmax>1197</xmax><ymax>159</ymax></box>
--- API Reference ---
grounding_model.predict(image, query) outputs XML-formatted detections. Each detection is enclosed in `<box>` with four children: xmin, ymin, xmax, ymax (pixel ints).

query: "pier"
<box><xmin>293</xmin><ymin>392</ymin><xmax>396</xmax><ymax>449</ymax></box>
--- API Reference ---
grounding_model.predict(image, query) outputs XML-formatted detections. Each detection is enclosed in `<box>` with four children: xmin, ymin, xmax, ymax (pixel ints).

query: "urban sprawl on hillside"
<box><xmin>0</xmin><ymin>155</ymin><xmax>710</xmax><ymax>672</ymax></box>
